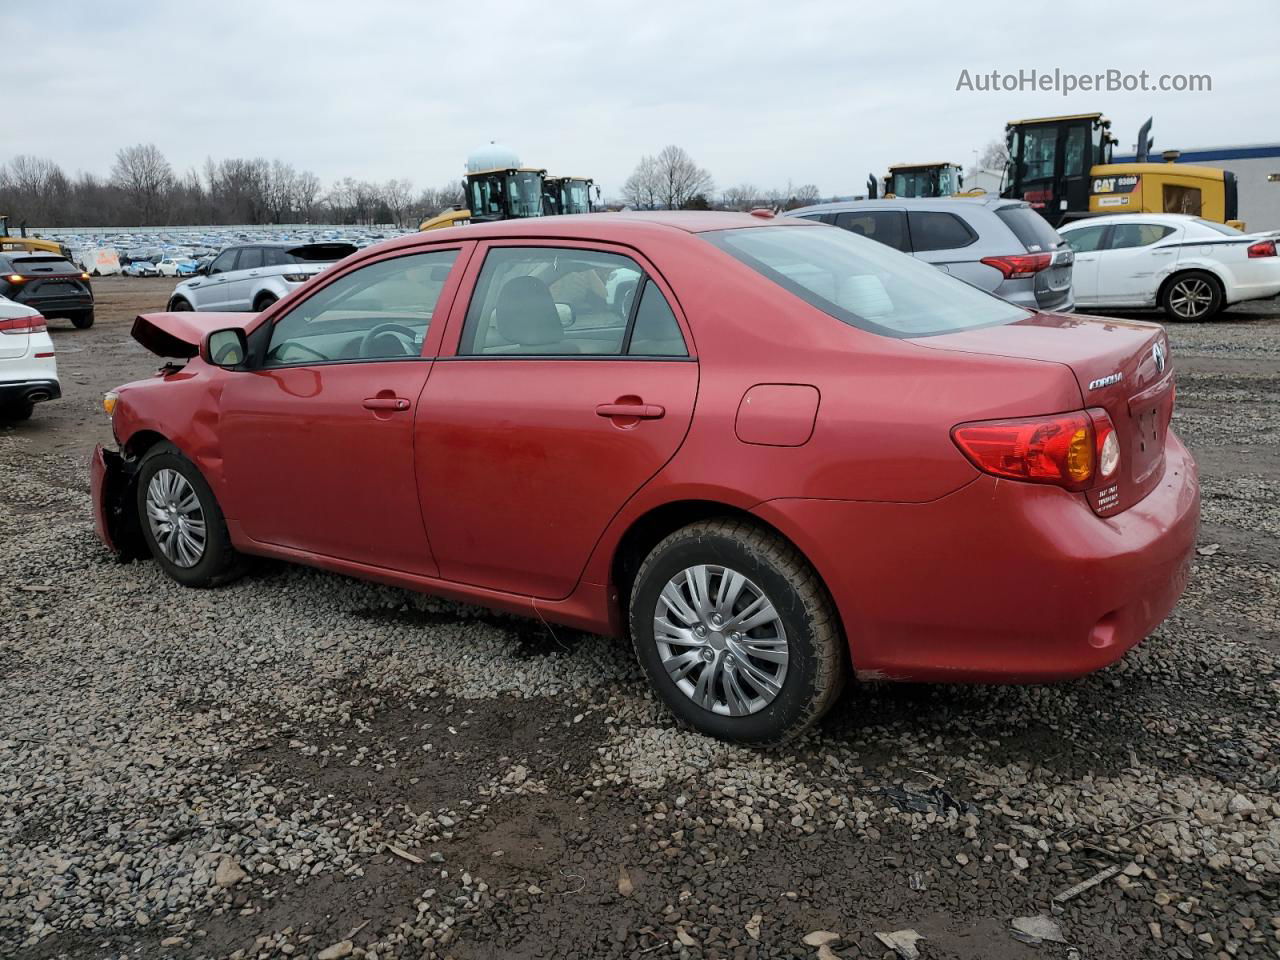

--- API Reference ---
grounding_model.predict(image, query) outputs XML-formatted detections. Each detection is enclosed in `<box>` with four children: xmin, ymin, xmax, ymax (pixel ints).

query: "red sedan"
<box><xmin>92</xmin><ymin>212</ymin><xmax>1199</xmax><ymax>742</ymax></box>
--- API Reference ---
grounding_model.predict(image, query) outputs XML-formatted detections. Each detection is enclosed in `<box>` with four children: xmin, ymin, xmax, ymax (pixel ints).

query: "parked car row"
<box><xmin>92</xmin><ymin>211</ymin><xmax>1200</xmax><ymax>743</ymax></box>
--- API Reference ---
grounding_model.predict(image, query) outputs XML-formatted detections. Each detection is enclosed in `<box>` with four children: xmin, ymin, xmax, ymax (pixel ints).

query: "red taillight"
<box><xmin>0</xmin><ymin>313</ymin><xmax>47</xmax><ymax>334</ymax></box>
<box><xmin>1247</xmin><ymin>239</ymin><xmax>1277</xmax><ymax>258</ymax></box>
<box><xmin>6</xmin><ymin>274</ymin><xmax>26</xmax><ymax>284</ymax></box>
<box><xmin>952</xmin><ymin>411</ymin><xmax>1103</xmax><ymax>491</ymax></box>
<box><xmin>980</xmin><ymin>252</ymin><xmax>1053</xmax><ymax>279</ymax></box>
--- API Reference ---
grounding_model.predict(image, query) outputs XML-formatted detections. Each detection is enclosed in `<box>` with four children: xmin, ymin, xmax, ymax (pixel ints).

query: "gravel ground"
<box><xmin>1</xmin><ymin>278</ymin><xmax>1277</xmax><ymax>960</ymax></box>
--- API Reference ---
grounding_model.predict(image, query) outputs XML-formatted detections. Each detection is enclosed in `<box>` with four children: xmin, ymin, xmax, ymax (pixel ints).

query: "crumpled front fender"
<box><xmin>90</xmin><ymin>444</ymin><xmax>146</xmax><ymax>561</ymax></box>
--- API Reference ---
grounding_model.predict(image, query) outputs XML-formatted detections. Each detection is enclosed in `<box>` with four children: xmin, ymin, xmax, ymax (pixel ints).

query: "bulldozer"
<box><xmin>0</xmin><ymin>215</ymin><xmax>71</xmax><ymax>257</ymax></box>
<box><xmin>1001</xmin><ymin>113</ymin><xmax>1242</xmax><ymax>228</ymax></box>
<box><xmin>542</xmin><ymin>176</ymin><xmax>598</xmax><ymax>215</ymax></box>
<box><xmin>871</xmin><ymin>162</ymin><xmax>966</xmax><ymax>199</ymax></box>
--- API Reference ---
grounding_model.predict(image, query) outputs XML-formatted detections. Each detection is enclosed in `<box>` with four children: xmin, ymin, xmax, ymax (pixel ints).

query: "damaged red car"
<box><xmin>92</xmin><ymin>213</ymin><xmax>1199</xmax><ymax>742</ymax></box>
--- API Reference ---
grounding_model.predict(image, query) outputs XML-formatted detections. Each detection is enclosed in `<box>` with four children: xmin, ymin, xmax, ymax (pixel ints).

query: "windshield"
<box><xmin>506</xmin><ymin>172</ymin><xmax>545</xmax><ymax>218</ymax></box>
<box><xmin>563</xmin><ymin>180</ymin><xmax>591</xmax><ymax>214</ymax></box>
<box><xmin>705</xmin><ymin>225</ymin><xmax>1028</xmax><ymax>338</ymax></box>
<box><xmin>1012</xmin><ymin>125</ymin><xmax>1058</xmax><ymax>183</ymax></box>
<box><xmin>891</xmin><ymin>169</ymin><xmax>940</xmax><ymax>198</ymax></box>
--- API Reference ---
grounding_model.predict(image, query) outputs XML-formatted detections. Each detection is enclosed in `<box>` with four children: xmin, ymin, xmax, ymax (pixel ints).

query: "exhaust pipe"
<box><xmin>25</xmin><ymin>389</ymin><xmax>51</xmax><ymax>403</ymax></box>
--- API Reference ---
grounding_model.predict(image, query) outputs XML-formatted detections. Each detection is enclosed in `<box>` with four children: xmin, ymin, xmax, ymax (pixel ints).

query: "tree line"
<box><xmin>0</xmin><ymin>144</ymin><xmax>463</xmax><ymax>229</ymax></box>
<box><xmin>622</xmin><ymin>144</ymin><xmax>823</xmax><ymax>211</ymax></box>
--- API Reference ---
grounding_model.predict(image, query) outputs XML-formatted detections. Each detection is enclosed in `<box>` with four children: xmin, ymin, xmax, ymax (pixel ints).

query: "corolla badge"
<box><xmin>1088</xmin><ymin>372</ymin><xmax>1124</xmax><ymax>390</ymax></box>
<box><xmin>1152</xmin><ymin>340</ymin><xmax>1166</xmax><ymax>374</ymax></box>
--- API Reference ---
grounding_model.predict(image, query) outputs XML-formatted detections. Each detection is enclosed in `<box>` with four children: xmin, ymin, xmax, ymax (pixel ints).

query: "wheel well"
<box><xmin>253</xmin><ymin>291</ymin><xmax>277</xmax><ymax>309</ymax></box>
<box><xmin>1159</xmin><ymin>267</ymin><xmax>1223</xmax><ymax>304</ymax></box>
<box><xmin>167</xmin><ymin>295</ymin><xmax>190</xmax><ymax>311</ymax></box>
<box><xmin>123</xmin><ymin>429</ymin><xmax>170</xmax><ymax>460</ymax></box>
<box><xmin>611</xmin><ymin>500</ymin><xmax>817</xmax><ymax>617</ymax></box>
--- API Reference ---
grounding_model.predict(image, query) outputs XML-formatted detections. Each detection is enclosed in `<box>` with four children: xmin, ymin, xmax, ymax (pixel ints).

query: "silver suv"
<box><xmin>786</xmin><ymin>197</ymin><xmax>1075</xmax><ymax>312</ymax></box>
<box><xmin>167</xmin><ymin>241</ymin><xmax>357</xmax><ymax>312</ymax></box>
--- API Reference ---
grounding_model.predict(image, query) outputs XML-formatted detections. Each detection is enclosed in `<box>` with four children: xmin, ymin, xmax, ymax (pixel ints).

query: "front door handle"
<box><xmin>363</xmin><ymin>397</ymin><xmax>410</xmax><ymax>411</ymax></box>
<box><xmin>596</xmin><ymin>402</ymin><xmax>665</xmax><ymax>420</ymax></box>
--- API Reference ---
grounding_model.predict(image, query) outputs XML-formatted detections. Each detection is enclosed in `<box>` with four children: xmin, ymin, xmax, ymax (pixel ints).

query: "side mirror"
<box><xmin>204</xmin><ymin>328</ymin><xmax>248</xmax><ymax>368</ymax></box>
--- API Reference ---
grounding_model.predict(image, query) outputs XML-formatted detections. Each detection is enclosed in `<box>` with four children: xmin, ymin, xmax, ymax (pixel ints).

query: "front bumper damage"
<box><xmin>90</xmin><ymin>444</ymin><xmax>145</xmax><ymax>560</ymax></box>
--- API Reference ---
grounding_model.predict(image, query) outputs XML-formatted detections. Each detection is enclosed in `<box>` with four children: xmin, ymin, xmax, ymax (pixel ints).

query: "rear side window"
<box><xmin>994</xmin><ymin>205</ymin><xmax>1062</xmax><ymax>252</ymax></box>
<box><xmin>705</xmin><ymin>225</ymin><xmax>1026</xmax><ymax>338</ymax></box>
<box><xmin>628</xmin><ymin>282</ymin><xmax>688</xmax><ymax>357</ymax></box>
<box><xmin>834</xmin><ymin>211</ymin><xmax>909</xmax><ymax>252</ymax></box>
<box><xmin>1107</xmin><ymin>223</ymin><xmax>1176</xmax><ymax>249</ymax></box>
<box><xmin>906</xmin><ymin>211</ymin><xmax>977</xmax><ymax>252</ymax></box>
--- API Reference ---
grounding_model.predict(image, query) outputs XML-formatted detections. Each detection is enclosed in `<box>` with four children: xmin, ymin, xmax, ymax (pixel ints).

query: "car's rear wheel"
<box><xmin>135</xmin><ymin>443</ymin><xmax>241</xmax><ymax>587</ymax></box>
<box><xmin>168</xmin><ymin>297</ymin><xmax>193</xmax><ymax>312</ymax></box>
<box><xmin>1</xmin><ymin>400</ymin><xmax>34</xmax><ymax>421</ymax></box>
<box><xmin>628</xmin><ymin>518</ymin><xmax>845</xmax><ymax>744</ymax></box>
<box><xmin>254</xmin><ymin>293</ymin><xmax>277</xmax><ymax>312</ymax></box>
<box><xmin>70</xmin><ymin>310</ymin><xmax>95</xmax><ymax>329</ymax></box>
<box><xmin>1162</xmin><ymin>270</ymin><xmax>1223</xmax><ymax>321</ymax></box>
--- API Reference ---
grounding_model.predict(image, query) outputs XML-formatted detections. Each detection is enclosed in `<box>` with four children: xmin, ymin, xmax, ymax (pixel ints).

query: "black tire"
<box><xmin>168</xmin><ymin>297</ymin><xmax>193</xmax><ymax>312</ymax></box>
<box><xmin>1161</xmin><ymin>270</ymin><xmax>1223</xmax><ymax>322</ymax></box>
<box><xmin>628</xmin><ymin>518</ymin><xmax>845</xmax><ymax>744</ymax></box>
<box><xmin>134</xmin><ymin>443</ymin><xmax>242</xmax><ymax>588</ymax></box>
<box><xmin>70</xmin><ymin>310</ymin><xmax>95</xmax><ymax>329</ymax></box>
<box><xmin>253</xmin><ymin>293</ymin><xmax>277</xmax><ymax>312</ymax></box>
<box><xmin>2</xmin><ymin>400</ymin><xmax>34</xmax><ymax>421</ymax></box>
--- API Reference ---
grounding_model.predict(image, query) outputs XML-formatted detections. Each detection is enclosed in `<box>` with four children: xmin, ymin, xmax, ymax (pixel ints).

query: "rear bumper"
<box><xmin>754</xmin><ymin>430</ymin><xmax>1200</xmax><ymax>682</ymax></box>
<box><xmin>0</xmin><ymin>378</ymin><xmax>60</xmax><ymax>405</ymax></box>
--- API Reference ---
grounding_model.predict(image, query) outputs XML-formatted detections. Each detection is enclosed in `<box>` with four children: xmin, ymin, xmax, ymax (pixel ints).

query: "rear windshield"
<box><xmin>1193</xmin><ymin>218</ymin><xmax>1243</xmax><ymax>236</ymax></box>
<box><xmin>705</xmin><ymin>225</ymin><xmax>1027</xmax><ymax>338</ymax></box>
<box><xmin>994</xmin><ymin>205</ymin><xmax>1063</xmax><ymax>252</ymax></box>
<box><xmin>286</xmin><ymin>243</ymin><xmax>358</xmax><ymax>263</ymax></box>
<box><xmin>10</xmin><ymin>256</ymin><xmax>78</xmax><ymax>273</ymax></box>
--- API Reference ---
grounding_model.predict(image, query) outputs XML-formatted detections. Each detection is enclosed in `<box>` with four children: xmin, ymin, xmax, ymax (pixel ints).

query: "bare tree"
<box><xmin>294</xmin><ymin>171</ymin><xmax>321</xmax><ymax>222</ymax></box>
<box><xmin>382</xmin><ymin>178</ymin><xmax>415</xmax><ymax>227</ymax></box>
<box><xmin>721</xmin><ymin>183</ymin><xmax>760</xmax><ymax>211</ymax></box>
<box><xmin>622</xmin><ymin>155</ymin><xmax>660</xmax><ymax>209</ymax></box>
<box><xmin>786</xmin><ymin>183</ymin><xmax>821</xmax><ymax>209</ymax></box>
<box><xmin>0</xmin><ymin>155</ymin><xmax>68</xmax><ymax>225</ymax></box>
<box><xmin>974</xmin><ymin>139</ymin><xmax>1009</xmax><ymax>172</ymax></box>
<box><xmin>653</xmin><ymin>145</ymin><xmax>713</xmax><ymax>210</ymax></box>
<box><xmin>110</xmin><ymin>144</ymin><xmax>173</xmax><ymax>224</ymax></box>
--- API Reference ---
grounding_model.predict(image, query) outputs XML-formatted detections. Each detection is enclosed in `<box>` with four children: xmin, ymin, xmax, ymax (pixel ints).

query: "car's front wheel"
<box><xmin>168</xmin><ymin>297</ymin><xmax>193</xmax><ymax>312</ymax></box>
<box><xmin>135</xmin><ymin>443</ymin><xmax>241</xmax><ymax>587</ymax></box>
<box><xmin>1162</xmin><ymin>270</ymin><xmax>1223</xmax><ymax>321</ymax></box>
<box><xmin>629</xmin><ymin>518</ymin><xmax>845</xmax><ymax>744</ymax></box>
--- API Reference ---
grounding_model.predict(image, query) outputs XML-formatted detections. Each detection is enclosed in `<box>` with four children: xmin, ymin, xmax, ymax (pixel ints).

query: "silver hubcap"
<box><xmin>654</xmin><ymin>564</ymin><xmax>789</xmax><ymax>717</ymax></box>
<box><xmin>145</xmin><ymin>469</ymin><xmax>207</xmax><ymax>568</ymax></box>
<box><xmin>1170</xmin><ymin>278</ymin><xmax>1212</xmax><ymax>318</ymax></box>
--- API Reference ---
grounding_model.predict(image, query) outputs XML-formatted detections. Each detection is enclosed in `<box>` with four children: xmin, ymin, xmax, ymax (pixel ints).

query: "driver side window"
<box><xmin>265</xmin><ymin>249</ymin><xmax>459</xmax><ymax>367</ymax></box>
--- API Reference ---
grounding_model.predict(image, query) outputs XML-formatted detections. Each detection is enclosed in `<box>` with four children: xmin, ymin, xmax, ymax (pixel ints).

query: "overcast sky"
<box><xmin>6</xmin><ymin>0</ymin><xmax>1274</xmax><ymax>199</ymax></box>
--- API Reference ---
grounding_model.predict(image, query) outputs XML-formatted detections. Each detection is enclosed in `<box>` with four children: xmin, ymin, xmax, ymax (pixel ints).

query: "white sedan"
<box><xmin>0</xmin><ymin>294</ymin><xmax>60</xmax><ymax>420</ymax></box>
<box><xmin>1059</xmin><ymin>214</ymin><xmax>1280</xmax><ymax>321</ymax></box>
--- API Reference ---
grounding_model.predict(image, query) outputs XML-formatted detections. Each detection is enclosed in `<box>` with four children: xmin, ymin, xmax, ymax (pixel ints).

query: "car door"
<box><xmin>226</xmin><ymin>246</ymin><xmax>265</xmax><ymax>311</ymax></box>
<box><xmin>415</xmin><ymin>241</ymin><xmax>698</xmax><ymax>600</ymax></box>
<box><xmin>217</xmin><ymin>244</ymin><xmax>471</xmax><ymax>574</ymax></box>
<box><xmin>187</xmin><ymin>248</ymin><xmax>240</xmax><ymax>311</ymax></box>
<box><xmin>1094</xmin><ymin>222</ymin><xmax>1179</xmax><ymax>305</ymax></box>
<box><xmin>1060</xmin><ymin>223</ymin><xmax>1110</xmax><ymax>304</ymax></box>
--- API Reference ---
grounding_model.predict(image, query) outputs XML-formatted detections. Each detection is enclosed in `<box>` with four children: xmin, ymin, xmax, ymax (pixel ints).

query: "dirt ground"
<box><xmin>1</xmin><ymin>276</ymin><xmax>1278</xmax><ymax>960</ymax></box>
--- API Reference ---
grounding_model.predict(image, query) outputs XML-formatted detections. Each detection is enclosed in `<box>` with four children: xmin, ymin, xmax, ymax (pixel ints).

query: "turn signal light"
<box><xmin>0</xmin><ymin>313</ymin><xmax>47</xmax><ymax>334</ymax></box>
<box><xmin>80</xmin><ymin>271</ymin><xmax>92</xmax><ymax>280</ymax></box>
<box><xmin>1247</xmin><ymin>239</ymin><xmax>1277</xmax><ymax>258</ymax></box>
<box><xmin>952</xmin><ymin>409</ymin><xmax>1118</xmax><ymax>491</ymax></box>
<box><xmin>6</xmin><ymin>274</ymin><xmax>25</xmax><ymax>284</ymax></box>
<box><xmin>979</xmin><ymin>252</ymin><xmax>1052</xmax><ymax>279</ymax></box>
<box><xmin>103</xmin><ymin>391</ymin><xmax>118</xmax><ymax>416</ymax></box>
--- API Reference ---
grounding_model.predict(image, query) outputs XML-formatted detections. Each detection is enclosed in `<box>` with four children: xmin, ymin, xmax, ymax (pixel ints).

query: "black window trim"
<box><xmin>452</xmin><ymin>243</ymin><xmax>696</xmax><ymax>361</ymax></box>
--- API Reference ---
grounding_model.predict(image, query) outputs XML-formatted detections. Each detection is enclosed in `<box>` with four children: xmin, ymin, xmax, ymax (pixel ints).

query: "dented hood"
<box><xmin>131</xmin><ymin>312</ymin><xmax>255</xmax><ymax>359</ymax></box>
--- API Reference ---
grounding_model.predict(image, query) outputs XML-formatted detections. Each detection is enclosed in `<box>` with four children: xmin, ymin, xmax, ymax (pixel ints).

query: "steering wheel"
<box><xmin>359</xmin><ymin>322</ymin><xmax>418</xmax><ymax>358</ymax></box>
<box><xmin>269</xmin><ymin>341</ymin><xmax>328</xmax><ymax>364</ymax></box>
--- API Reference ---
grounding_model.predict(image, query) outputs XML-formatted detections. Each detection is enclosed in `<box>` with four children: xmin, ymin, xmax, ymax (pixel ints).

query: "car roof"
<box><xmin>787</xmin><ymin>196</ymin><xmax>1021</xmax><ymax>215</ymax></box>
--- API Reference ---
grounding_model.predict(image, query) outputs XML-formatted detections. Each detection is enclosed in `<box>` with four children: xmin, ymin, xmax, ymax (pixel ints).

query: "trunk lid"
<box><xmin>132</xmin><ymin>311</ymin><xmax>255</xmax><ymax>359</ymax></box>
<box><xmin>914</xmin><ymin>312</ymin><xmax>1174</xmax><ymax>515</ymax></box>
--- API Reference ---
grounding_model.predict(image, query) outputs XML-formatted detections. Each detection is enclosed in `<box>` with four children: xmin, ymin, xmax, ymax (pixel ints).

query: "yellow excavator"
<box><xmin>871</xmin><ymin>163</ymin><xmax>965</xmax><ymax>199</ymax></box>
<box><xmin>0</xmin><ymin>215</ymin><xmax>71</xmax><ymax>257</ymax></box>
<box><xmin>1001</xmin><ymin>113</ymin><xmax>1242</xmax><ymax>228</ymax></box>
<box><xmin>543</xmin><ymin>176</ymin><xmax>597</xmax><ymax>215</ymax></box>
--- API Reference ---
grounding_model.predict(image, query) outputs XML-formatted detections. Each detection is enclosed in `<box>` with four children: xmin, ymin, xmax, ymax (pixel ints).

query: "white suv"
<box><xmin>166</xmin><ymin>241</ymin><xmax>357</xmax><ymax>313</ymax></box>
<box><xmin>0</xmin><ymin>295</ymin><xmax>60</xmax><ymax>420</ymax></box>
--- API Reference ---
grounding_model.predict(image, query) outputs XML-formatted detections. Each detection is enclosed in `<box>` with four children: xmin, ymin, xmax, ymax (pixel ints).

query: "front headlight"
<box><xmin>103</xmin><ymin>391</ymin><xmax>118</xmax><ymax>416</ymax></box>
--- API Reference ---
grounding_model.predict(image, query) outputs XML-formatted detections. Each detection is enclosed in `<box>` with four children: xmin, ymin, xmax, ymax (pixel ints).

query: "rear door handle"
<box><xmin>363</xmin><ymin>397</ymin><xmax>410</xmax><ymax>411</ymax></box>
<box><xmin>596</xmin><ymin>402</ymin><xmax>665</xmax><ymax>420</ymax></box>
